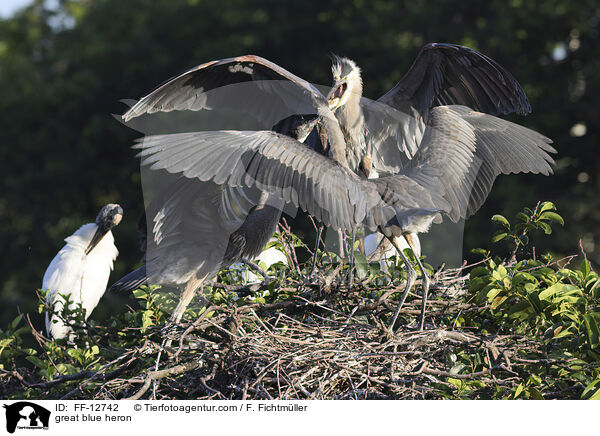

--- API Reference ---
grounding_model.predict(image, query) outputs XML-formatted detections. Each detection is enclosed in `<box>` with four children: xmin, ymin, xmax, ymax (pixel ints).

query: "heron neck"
<box><xmin>337</xmin><ymin>87</ymin><xmax>364</xmax><ymax>132</ymax></box>
<box><xmin>337</xmin><ymin>90</ymin><xmax>366</xmax><ymax>173</ymax></box>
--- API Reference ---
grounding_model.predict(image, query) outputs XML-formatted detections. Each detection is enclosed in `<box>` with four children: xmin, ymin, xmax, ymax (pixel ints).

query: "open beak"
<box><xmin>327</xmin><ymin>82</ymin><xmax>347</xmax><ymax>111</ymax></box>
<box><xmin>85</xmin><ymin>227</ymin><xmax>108</xmax><ymax>255</ymax></box>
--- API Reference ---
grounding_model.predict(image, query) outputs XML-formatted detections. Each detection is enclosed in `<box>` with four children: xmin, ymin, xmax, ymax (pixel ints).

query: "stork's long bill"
<box><xmin>85</xmin><ymin>227</ymin><xmax>109</xmax><ymax>255</ymax></box>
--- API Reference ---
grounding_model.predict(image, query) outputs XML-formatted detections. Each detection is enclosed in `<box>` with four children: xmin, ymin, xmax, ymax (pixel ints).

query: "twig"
<box><xmin>124</xmin><ymin>361</ymin><xmax>202</xmax><ymax>400</ymax></box>
<box><xmin>241</xmin><ymin>259</ymin><xmax>272</xmax><ymax>283</ymax></box>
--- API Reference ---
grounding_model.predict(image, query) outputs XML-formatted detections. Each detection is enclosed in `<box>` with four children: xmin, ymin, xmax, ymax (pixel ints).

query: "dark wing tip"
<box><xmin>111</xmin><ymin>266</ymin><xmax>147</xmax><ymax>292</ymax></box>
<box><xmin>421</xmin><ymin>43</ymin><xmax>533</xmax><ymax>116</ymax></box>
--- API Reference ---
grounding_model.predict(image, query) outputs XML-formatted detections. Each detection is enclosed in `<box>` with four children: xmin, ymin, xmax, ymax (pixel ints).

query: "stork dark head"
<box><xmin>95</xmin><ymin>203</ymin><xmax>123</xmax><ymax>229</ymax></box>
<box><xmin>85</xmin><ymin>204</ymin><xmax>123</xmax><ymax>255</ymax></box>
<box><xmin>328</xmin><ymin>55</ymin><xmax>362</xmax><ymax>111</ymax></box>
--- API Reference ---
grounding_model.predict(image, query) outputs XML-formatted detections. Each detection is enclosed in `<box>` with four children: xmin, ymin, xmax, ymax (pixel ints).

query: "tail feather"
<box><xmin>111</xmin><ymin>265</ymin><xmax>147</xmax><ymax>291</ymax></box>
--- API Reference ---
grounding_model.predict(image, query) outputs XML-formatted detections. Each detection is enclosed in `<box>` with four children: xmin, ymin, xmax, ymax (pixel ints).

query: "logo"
<box><xmin>3</xmin><ymin>402</ymin><xmax>50</xmax><ymax>434</ymax></box>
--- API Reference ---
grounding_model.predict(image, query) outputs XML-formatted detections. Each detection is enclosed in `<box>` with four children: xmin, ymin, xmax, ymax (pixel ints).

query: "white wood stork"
<box><xmin>240</xmin><ymin>237</ymin><xmax>288</xmax><ymax>285</ymax></box>
<box><xmin>42</xmin><ymin>204</ymin><xmax>122</xmax><ymax>340</ymax></box>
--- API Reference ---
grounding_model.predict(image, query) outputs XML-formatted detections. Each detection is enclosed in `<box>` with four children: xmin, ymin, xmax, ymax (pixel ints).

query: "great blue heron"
<box><xmin>321</xmin><ymin>43</ymin><xmax>532</xmax><ymax>281</ymax></box>
<box><xmin>326</xmin><ymin>43</ymin><xmax>531</xmax><ymax>174</ymax></box>
<box><xmin>117</xmin><ymin>45</ymin><xmax>536</xmax><ymax>327</ymax></box>
<box><xmin>132</xmin><ymin>103</ymin><xmax>554</xmax><ymax>330</ymax></box>
<box><xmin>42</xmin><ymin>204</ymin><xmax>122</xmax><ymax>339</ymax></box>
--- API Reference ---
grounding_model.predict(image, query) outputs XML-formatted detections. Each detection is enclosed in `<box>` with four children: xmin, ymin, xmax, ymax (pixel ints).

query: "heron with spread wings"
<box><xmin>115</xmin><ymin>45</ymin><xmax>553</xmax><ymax>330</ymax></box>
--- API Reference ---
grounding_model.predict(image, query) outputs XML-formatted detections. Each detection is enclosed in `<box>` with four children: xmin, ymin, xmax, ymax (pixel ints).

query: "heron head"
<box><xmin>328</xmin><ymin>55</ymin><xmax>361</xmax><ymax>111</ymax></box>
<box><xmin>86</xmin><ymin>204</ymin><xmax>123</xmax><ymax>254</ymax></box>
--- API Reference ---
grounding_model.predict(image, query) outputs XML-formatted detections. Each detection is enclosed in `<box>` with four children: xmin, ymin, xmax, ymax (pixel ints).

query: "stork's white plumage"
<box><xmin>242</xmin><ymin>244</ymin><xmax>288</xmax><ymax>284</ymax></box>
<box><xmin>229</xmin><ymin>237</ymin><xmax>288</xmax><ymax>285</ymax></box>
<box><xmin>42</xmin><ymin>204</ymin><xmax>122</xmax><ymax>340</ymax></box>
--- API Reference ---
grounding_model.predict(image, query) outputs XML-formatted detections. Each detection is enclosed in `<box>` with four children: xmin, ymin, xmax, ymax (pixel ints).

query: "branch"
<box><xmin>124</xmin><ymin>360</ymin><xmax>202</xmax><ymax>400</ymax></box>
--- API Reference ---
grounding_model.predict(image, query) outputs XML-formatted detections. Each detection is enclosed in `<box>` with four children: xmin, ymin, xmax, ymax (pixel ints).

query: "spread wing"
<box><xmin>363</xmin><ymin>43</ymin><xmax>532</xmax><ymax>173</ymax></box>
<box><xmin>135</xmin><ymin>130</ymin><xmax>389</xmax><ymax>232</ymax></box>
<box><xmin>379</xmin><ymin>43</ymin><xmax>531</xmax><ymax>118</ymax></box>
<box><xmin>123</xmin><ymin>55</ymin><xmax>327</xmax><ymax>130</ymax></box>
<box><xmin>397</xmin><ymin>105</ymin><xmax>555</xmax><ymax>222</ymax></box>
<box><xmin>133</xmin><ymin>106</ymin><xmax>554</xmax><ymax>236</ymax></box>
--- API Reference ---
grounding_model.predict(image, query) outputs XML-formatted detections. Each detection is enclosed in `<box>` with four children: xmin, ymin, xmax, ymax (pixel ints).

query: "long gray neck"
<box><xmin>336</xmin><ymin>87</ymin><xmax>366</xmax><ymax>173</ymax></box>
<box><xmin>318</xmin><ymin>106</ymin><xmax>350</xmax><ymax>169</ymax></box>
<box><xmin>337</xmin><ymin>87</ymin><xmax>364</xmax><ymax>133</ymax></box>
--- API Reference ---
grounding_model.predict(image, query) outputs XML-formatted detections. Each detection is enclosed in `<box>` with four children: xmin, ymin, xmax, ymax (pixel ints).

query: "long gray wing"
<box><xmin>397</xmin><ymin>105</ymin><xmax>555</xmax><ymax>222</ymax></box>
<box><xmin>135</xmin><ymin>130</ymin><xmax>389</xmax><ymax>232</ymax></box>
<box><xmin>134</xmin><ymin>108</ymin><xmax>554</xmax><ymax>236</ymax></box>
<box><xmin>123</xmin><ymin>55</ymin><xmax>326</xmax><ymax>129</ymax></box>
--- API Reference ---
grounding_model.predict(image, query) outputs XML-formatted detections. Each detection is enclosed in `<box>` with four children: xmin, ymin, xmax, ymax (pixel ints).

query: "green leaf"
<box><xmin>132</xmin><ymin>289</ymin><xmax>148</xmax><ymax>300</ymax></box>
<box><xmin>471</xmin><ymin>248</ymin><xmax>490</xmax><ymax>257</ymax></box>
<box><xmin>512</xmin><ymin>272</ymin><xmax>537</xmax><ymax>286</ymax></box>
<box><xmin>447</xmin><ymin>377</ymin><xmax>462</xmax><ymax>389</ymax></box>
<box><xmin>492</xmin><ymin>232</ymin><xmax>508</xmax><ymax>243</ymax></box>
<box><xmin>469</xmin><ymin>380</ymin><xmax>486</xmax><ymax>389</ymax></box>
<box><xmin>539</xmin><ymin>211</ymin><xmax>564</xmax><ymax>226</ymax></box>
<box><xmin>538</xmin><ymin>283</ymin><xmax>580</xmax><ymax>301</ymax></box>
<box><xmin>516</xmin><ymin>212</ymin><xmax>530</xmax><ymax>223</ymax></box>
<box><xmin>491</xmin><ymin>214</ymin><xmax>510</xmax><ymax>228</ymax></box>
<box><xmin>507</xmin><ymin>302</ymin><xmax>535</xmax><ymax>321</ymax></box>
<box><xmin>539</xmin><ymin>201</ymin><xmax>556</xmax><ymax>213</ymax></box>
<box><xmin>26</xmin><ymin>355</ymin><xmax>47</xmax><ymax>370</ymax></box>
<box><xmin>353</xmin><ymin>252</ymin><xmax>369</xmax><ymax>280</ymax></box>
<box><xmin>580</xmin><ymin>260</ymin><xmax>591</xmax><ymax>278</ymax></box>
<box><xmin>486</xmin><ymin>288</ymin><xmax>503</xmax><ymax>301</ymax></box>
<box><xmin>8</xmin><ymin>314</ymin><xmax>24</xmax><ymax>331</ymax></box>
<box><xmin>514</xmin><ymin>383</ymin><xmax>524</xmax><ymax>398</ymax></box>
<box><xmin>491</xmin><ymin>296</ymin><xmax>508</xmax><ymax>309</ymax></box>
<box><xmin>584</xmin><ymin>313</ymin><xmax>600</xmax><ymax>349</ymax></box>
<box><xmin>141</xmin><ymin>310</ymin><xmax>155</xmax><ymax>331</ymax></box>
<box><xmin>528</xmin><ymin>387</ymin><xmax>544</xmax><ymax>400</ymax></box>
<box><xmin>537</xmin><ymin>222</ymin><xmax>552</xmax><ymax>235</ymax></box>
<box><xmin>581</xmin><ymin>378</ymin><xmax>600</xmax><ymax>400</ymax></box>
<box><xmin>590</xmin><ymin>280</ymin><xmax>600</xmax><ymax>299</ymax></box>
<box><xmin>491</xmin><ymin>265</ymin><xmax>507</xmax><ymax>281</ymax></box>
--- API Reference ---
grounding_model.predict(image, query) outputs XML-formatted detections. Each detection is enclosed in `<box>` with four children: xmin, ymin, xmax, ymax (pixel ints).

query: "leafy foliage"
<box><xmin>464</xmin><ymin>204</ymin><xmax>600</xmax><ymax>399</ymax></box>
<box><xmin>1</xmin><ymin>204</ymin><xmax>599</xmax><ymax>400</ymax></box>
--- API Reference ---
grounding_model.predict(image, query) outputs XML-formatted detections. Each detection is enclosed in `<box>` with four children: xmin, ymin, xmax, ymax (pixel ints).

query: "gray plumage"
<box><xmin>135</xmin><ymin>105</ymin><xmax>554</xmax><ymax>239</ymax></box>
<box><xmin>327</xmin><ymin>43</ymin><xmax>532</xmax><ymax>174</ymax></box>
<box><xmin>117</xmin><ymin>46</ymin><xmax>551</xmax><ymax>328</ymax></box>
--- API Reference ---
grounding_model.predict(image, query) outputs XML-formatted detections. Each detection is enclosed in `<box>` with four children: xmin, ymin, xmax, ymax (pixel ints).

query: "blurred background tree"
<box><xmin>1</xmin><ymin>0</ymin><xmax>598</xmax><ymax>327</ymax></box>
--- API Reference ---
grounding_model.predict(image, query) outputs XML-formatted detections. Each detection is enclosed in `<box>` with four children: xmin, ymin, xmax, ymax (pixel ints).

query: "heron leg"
<box><xmin>404</xmin><ymin>234</ymin><xmax>430</xmax><ymax>331</ymax></box>
<box><xmin>338</xmin><ymin>228</ymin><xmax>344</xmax><ymax>258</ymax></box>
<box><xmin>347</xmin><ymin>228</ymin><xmax>356</xmax><ymax>287</ymax></box>
<box><xmin>170</xmin><ymin>274</ymin><xmax>208</xmax><ymax>323</ymax></box>
<box><xmin>309</xmin><ymin>223</ymin><xmax>324</xmax><ymax>277</ymax></box>
<box><xmin>388</xmin><ymin>236</ymin><xmax>416</xmax><ymax>332</ymax></box>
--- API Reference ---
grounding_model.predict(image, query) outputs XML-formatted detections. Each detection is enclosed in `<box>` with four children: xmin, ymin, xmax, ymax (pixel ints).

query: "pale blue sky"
<box><xmin>0</xmin><ymin>0</ymin><xmax>60</xmax><ymax>18</ymax></box>
<box><xmin>0</xmin><ymin>0</ymin><xmax>32</xmax><ymax>18</ymax></box>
